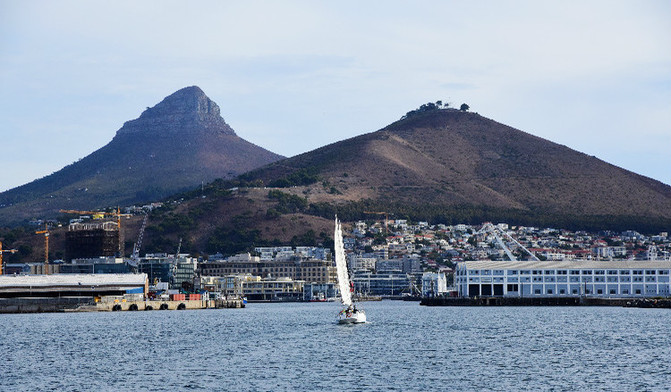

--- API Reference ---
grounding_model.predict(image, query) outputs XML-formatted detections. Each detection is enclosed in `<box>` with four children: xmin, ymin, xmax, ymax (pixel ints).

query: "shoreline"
<box><xmin>420</xmin><ymin>296</ymin><xmax>671</xmax><ymax>308</ymax></box>
<box><xmin>0</xmin><ymin>297</ymin><xmax>245</xmax><ymax>314</ymax></box>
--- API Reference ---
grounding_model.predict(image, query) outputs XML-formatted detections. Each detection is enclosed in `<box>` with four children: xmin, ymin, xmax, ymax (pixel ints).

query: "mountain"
<box><xmin>216</xmin><ymin>107</ymin><xmax>671</xmax><ymax>231</ymax></box>
<box><xmin>127</xmin><ymin>106</ymin><xmax>671</xmax><ymax>257</ymax></box>
<box><xmin>4</xmin><ymin>105</ymin><xmax>670</xmax><ymax>261</ymax></box>
<box><xmin>247</xmin><ymin>108</ymin><xmax>671</xmax><ymax>219</ymax></box>
<box><xmin>0</xmin><ymin>86</ymin><xmax>284</xmax><ymax>223</ymax></box>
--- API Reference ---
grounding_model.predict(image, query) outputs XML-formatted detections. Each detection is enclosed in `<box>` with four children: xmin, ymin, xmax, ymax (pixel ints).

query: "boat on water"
<box><xmin>334</xmin><ymin>216</ymin><xmax>366</xmax><ymax>324</ymax></box>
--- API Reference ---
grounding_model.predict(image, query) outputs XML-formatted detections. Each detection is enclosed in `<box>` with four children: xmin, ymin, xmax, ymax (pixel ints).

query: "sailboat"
<box><xmin>334</xmin><ymin>216</ymin><xmax>367</xmax><ymax>324</ymax></box>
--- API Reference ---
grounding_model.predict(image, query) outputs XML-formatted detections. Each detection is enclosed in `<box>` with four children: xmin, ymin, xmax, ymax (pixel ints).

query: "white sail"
<box><xmin>334</xmin><ymin>216</ymin><xmax>352</xmax><ymax>306</ymax></box>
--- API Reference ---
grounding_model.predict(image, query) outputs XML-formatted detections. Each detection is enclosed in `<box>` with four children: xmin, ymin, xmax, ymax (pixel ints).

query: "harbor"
<box><xmin>0</xmin><ymin>297</ymin><xmax>244</xmax><ymax>313</ymax></box>
<box><xmin>0</xmin><ymin>273</ymin><xmax>244</xmax><ymax>313</ymax></box>
<box><xmin>420</xmin><ymin>296</ymin><xmax>671</xmax><ymax>308</ymax></box>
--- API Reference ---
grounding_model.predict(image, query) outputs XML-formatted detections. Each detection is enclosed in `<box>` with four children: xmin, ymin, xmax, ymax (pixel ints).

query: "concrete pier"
<box><xmin>420</xmin><ymin>296</ymin><xmax>670</xmax><ymax>307</ymax></box>
<box><xmin>0</xmin><ymin>297</ymin><xmax>245</xmax><ymax>313</ymax></box>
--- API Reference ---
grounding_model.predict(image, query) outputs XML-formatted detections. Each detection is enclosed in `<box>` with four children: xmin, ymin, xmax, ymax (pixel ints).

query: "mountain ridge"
<box><xmin>237</xmin><ymin>108</ymin><xmax>671</xmax><ymax>221</ymax></box>
<box><xmin>0</xmin><ymin>86</ymin><xmax>284</xmax><ymax>223</ymax></box>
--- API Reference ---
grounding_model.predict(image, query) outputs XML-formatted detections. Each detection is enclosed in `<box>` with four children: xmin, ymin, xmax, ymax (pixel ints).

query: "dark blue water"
<box><xmin>1</xmin><ymin>302</ymin><xmax>669</xmax><ymax>391</ymax></box>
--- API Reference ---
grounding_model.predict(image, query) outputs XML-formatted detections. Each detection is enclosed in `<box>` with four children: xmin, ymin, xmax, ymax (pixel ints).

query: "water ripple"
<box><xmin>1</xmin><ymin>303</ymin><xmax>670</xmax><ymax>391</ymax></box>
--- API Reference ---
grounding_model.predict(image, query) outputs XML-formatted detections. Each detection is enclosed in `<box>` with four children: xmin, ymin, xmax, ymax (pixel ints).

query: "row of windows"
<box><xmin>466</xmin><ymin>276</ymin><xmax>661</xmax><ymax>283</ymax></box>
<box><xmin>470</xmin><ymin>283</ymin><xmax>670</xmax><ymax>296</ymax></box>
<box><xmin>465</xmin><ymin>269</ymin><xmax>671</xmax><ymax>276</ymax></box>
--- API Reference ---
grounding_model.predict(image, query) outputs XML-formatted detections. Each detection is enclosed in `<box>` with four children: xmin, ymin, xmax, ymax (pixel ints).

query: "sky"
<box><xmin>1</xmin><ymin>0</ymin><xmax>670</xmax><ymax>193</ymax></box>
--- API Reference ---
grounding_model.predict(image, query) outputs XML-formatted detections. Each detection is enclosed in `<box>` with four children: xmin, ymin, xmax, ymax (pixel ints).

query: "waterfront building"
<box><xmin>352</xmin><ymin>269</ymin><xmax>411</xmax><ymax>297</ymax></box>
<box><xmin>0</xmin><ymin>273</ymin><xmax>148</xmax><ymax>298</ymax></box>
<box><xmin>199</xmin><ymin>255</ymin><xmax>336</xmax><ymax>284</ymax></box>
<box><xmin>455</xmin><ymin>260</ymin><xmax>671</xmax><ymax>298</ymax></box>
<box><xmin>60</xmin><ymin>257</ymin><xmax>131</xmax><ymax>274</ymax></box>
<box><xmin>137</xmin><ymin>255</ymin><xmax>197</xmax><ymax>289</ymax></box>
<box><xmin>241</xmin><ymin>276</ymin><xmax>305</xmax><ymax>301</ymax></box>
<box><xmin>173</xmin><ymin>259</ymin><xmax>197</xmax><ymax>290</ymax></box>
<box><xmin>303</xmin><ymin>282</ymin><xmax>337</xmax><ymax>301</ymax></box>
<box><xmin>197</xmin><ymin>274</ymin><xmax>251</xmax><ymax>297</ymax></box>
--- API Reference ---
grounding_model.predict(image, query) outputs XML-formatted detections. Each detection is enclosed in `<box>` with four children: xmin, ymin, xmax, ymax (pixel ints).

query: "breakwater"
<box><xmin>0</xmin><ymin>297</ymin><xmax>244</xmax><ymax>313</ymax></box>
<box><xmin>420</xmin><ymin>296</ymin><xmax>671</xmax><ymax>308</ymax></box>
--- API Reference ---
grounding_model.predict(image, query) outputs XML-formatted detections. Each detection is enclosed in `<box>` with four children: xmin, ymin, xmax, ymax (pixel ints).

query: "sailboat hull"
<box><xmin>337</xmin><ymin>310</ymin><xmax>367</xmax><ymax>324</ymax></box>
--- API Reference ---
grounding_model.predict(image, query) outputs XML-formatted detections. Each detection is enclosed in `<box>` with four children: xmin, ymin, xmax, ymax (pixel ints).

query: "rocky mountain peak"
<box><xmin>116</xmin><ymin>86</ymin><xmax>235</xmax><ymax>136</ymax></box>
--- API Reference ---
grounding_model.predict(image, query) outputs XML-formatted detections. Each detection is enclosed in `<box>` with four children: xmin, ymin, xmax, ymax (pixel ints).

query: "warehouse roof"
<box><xmin>0</xmin><ymin>273</ymin><xmax>147</xmax><ymax>288</ymax></box>
<box><xmin>459</xmin><ymin>260</ymin><xmax>671</xmax><ymax>270</ymax></box>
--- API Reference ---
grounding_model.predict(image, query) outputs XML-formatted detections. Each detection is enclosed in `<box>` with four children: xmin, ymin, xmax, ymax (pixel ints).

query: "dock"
<box><xmin>420</xmin><ymin>296</ymin><xmax>671</xmax><ymax>307</ymax></box>
<box><xmin>0</xmin><ymin>297</ymin><xmax>245</xmax><ymax>313</ymax></box>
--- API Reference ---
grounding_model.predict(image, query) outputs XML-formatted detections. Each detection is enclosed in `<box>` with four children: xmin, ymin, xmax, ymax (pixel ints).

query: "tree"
<box><xmin>460</xmin><ymin>103</ymin><xmax>470</xmax><ymax>112</ymax></box>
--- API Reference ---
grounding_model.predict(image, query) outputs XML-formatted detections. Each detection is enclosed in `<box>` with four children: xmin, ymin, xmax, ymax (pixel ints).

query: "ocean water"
<box><xmin>1</xmin><ymin>301</ymin><xmax>670</xmax><ymax>391</ymax></box>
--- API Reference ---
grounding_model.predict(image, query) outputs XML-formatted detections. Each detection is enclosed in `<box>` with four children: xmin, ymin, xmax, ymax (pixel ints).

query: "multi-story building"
<box><xmin>241</xmin><ymin>276</ymin><xmax>304</xmax><ymax>301</ymax></box>
<box><xmin>303</xmin><ymin>282</ymin><xmax>337</xmax><ymax>301</ymax></box>
<box><xmin>60</xmin><ymin>257</ymin><xmax>130</xmax><ymax>274</ymax></box>
<box><xmin>65</xmin><ymin>222</ymin><xmax>120</xmax><ymax>261</ymax></box>
<box><xmin>137</xmin><ymin>254</ymin><xmax>197</xmax><ymax>289</ymax></box>
<box><xmin>199</xmin><ymin>253</ymin><xmax>336</xmax><ymax>285</ymax></box>
<box><xmin>455</xmin><ymin>260</ymin><xmax>671</xmax><ymax>298</ymax></box>
<box><xmin>352</xmin><ymin>269</ymin><xmax>411</xmax><ymax>296</ymax></box>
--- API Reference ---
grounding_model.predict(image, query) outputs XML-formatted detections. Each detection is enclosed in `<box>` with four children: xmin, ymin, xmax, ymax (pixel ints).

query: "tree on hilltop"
<box><xmin>460</xmin><ymin>103</ymin><xmax>470</xmax><ymax>112</ymax></box>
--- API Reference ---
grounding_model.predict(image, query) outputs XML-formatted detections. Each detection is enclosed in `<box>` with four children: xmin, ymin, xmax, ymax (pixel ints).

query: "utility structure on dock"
<box><xmin>0</xmin><ymin>242</ymin><xmax>18</xmax><ymax>276</ymax></box>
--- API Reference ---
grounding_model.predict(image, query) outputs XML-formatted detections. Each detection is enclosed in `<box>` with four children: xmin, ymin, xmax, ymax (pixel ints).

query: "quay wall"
<box><xmin>420</xmin><ymin>296</ymin><xmax>668</xmax><ymax>307</ymax></box>
<box><xmin>0</xmin><ymin>297</ymin><xmax>244</xmax><ymax>313</ymax></box>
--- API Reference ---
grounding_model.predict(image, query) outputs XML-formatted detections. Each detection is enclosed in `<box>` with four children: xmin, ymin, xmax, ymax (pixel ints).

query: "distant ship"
<box><xmin>334</xmin><ymin>216</ymin><xmax>366</xmax><ymax>324</ymax></box>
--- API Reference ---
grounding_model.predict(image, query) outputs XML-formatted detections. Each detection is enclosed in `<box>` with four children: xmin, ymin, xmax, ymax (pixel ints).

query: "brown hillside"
<box><xmin>246</xmin><ymin>108</ymin><xmax>671</xmax><ymax>220</ymax></box>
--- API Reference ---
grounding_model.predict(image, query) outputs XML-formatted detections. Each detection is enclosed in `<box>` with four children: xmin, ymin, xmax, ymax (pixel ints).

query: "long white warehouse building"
<box><xmin>455</xmin><ymin>260</ymin><xmax>671</xmax><ymax>298</ymax></box>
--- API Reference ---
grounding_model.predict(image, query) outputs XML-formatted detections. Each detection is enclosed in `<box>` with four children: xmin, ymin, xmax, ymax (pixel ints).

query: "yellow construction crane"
<box><xmin>0</xmin><ymin>241</ymin><xmax>18</xmax><ymax>276</ymax></box>
<box><xmin>59</xmin><ymin>207</ymin><xmax>132</xmax><ymax>254</ymax></box>
<box><xmin>35</xmin><ymin>223</ymin><xmax>50</xmax><ymax>273</ymax></box>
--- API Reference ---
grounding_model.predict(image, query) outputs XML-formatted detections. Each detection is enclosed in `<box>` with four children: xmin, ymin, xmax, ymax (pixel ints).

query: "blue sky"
<box><xmin>1</xmin><ymin>0</ymin><xmax>670</xmax><ymax>193</ymax></box>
